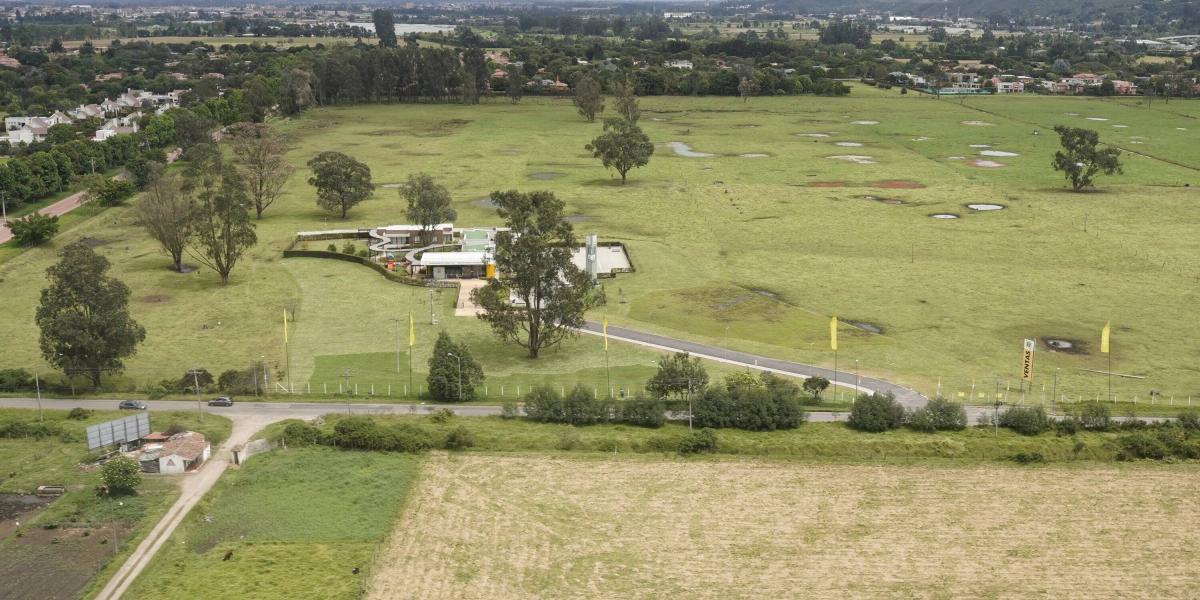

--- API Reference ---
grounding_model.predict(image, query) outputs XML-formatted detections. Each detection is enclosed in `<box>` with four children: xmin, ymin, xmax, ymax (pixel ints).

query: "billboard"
<box><xmin>1022</xmin><ymin>339</ymin><xmax>1036</xmax><ymax>382</ymax></box>
<box><xmin>86</xmin><ymin>412</ymin><xmax>151</xmax><ymax>451</ymax></box>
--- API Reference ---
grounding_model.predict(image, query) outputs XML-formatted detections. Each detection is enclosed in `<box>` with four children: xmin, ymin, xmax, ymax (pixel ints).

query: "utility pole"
<box><xmin>1052</xmin><ymin>368</ymin><xmax>1059</xmax><ymax>409</ymax></box>
<box><xmin>188</xmin><ymin>368</ymin><xmax>203</xmax><ymax>421</ymax></box>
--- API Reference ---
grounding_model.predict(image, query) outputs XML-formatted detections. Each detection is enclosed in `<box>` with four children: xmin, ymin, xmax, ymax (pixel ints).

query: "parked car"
<box><xmin>207</xmin><ymin>396</ymin><xmax>234</xmax><ymax>407</ymax></box>
<box><xmin>118</xmin><ymin>400</ymin><xmax>147</xmax><ymax>410</ymax></box>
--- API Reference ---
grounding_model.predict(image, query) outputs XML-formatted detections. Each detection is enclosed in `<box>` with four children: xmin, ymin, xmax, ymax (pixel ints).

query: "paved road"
<box><xmin>579</xmin><ymin>321</ymin><xmax>928</xmax><ymax>408</ymax></box>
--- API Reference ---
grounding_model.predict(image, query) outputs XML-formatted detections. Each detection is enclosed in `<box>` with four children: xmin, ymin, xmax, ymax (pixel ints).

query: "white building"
<box><xmin>663</xmin><ymin>59</ymin><xmax>694</xmax><ymax>70</ymax></box>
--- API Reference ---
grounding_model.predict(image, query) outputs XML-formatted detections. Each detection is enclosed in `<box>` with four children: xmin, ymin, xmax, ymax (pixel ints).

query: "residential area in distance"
<box><xmin>1</xmin><ymin>0</ymin><xmax>1198</xmax><ymax>598</ymax></box>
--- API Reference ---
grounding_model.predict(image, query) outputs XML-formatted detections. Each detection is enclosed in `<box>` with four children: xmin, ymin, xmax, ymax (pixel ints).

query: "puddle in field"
<box><xmin>946</xmin><ymin>156</ymin><xmax>966</xmax><ymax>160</ymax></box>
<box><xmin>967</xmin><ymin>203</ymin><xmax>1005</xmax><ymax>211</ymax></box>
<box><xmin>740</xmin><ymin>153</ymin><xmax>769</xmax><ymax>158</ymax></box>
<box><xmin>1113</xmin><ymin>125</ymin><xmax>1128</xmax><ymax>128</ymax></box>
<box><xmin>797</xmin><ymin>133</ymin><xmax>831</xmax><ymax>138</ymax></box>
<box><xmin>980</xmin><ymin>150</ymin><xmax>1019</xmax><ymax>157</ymax></box>
<box><xmin>827</xmin><ymin>155</ymin><xmax>876</xmax><ymax>165</ymax></box>
<box><xmin>1065</xmin><ymin>112</ymin><xmax>1080</xmax><ymax>116</ymax></box>
<box><xmin>912</xmin><ymin>136</ymin><xmax>930</xmax><ymax>141</ymax></box>
<box><xmin>969</xmin><ymin>144</ymin><xmax>990</xmax><ymax>148</ymax></box>
<box><xmin>1087</xmin><ymin>117</ymin><xmax>1109</xmax><ymax>121</ymax></box>
<box><xmin>848</xmin><ymin>321</ymin><xmax>882</xmax><ymax>334</ymax></box>
<box><xmin>834</xmin><ymin>141</ymin><xmax>865</xmax><ymax>147</ymax></box>
<box><xmin>969</xmin><ymin>159</ymin><xmax>1006</xmax><ymax>168</ymax></box>
<box><xmin>850</xmin><ymin>120</ymin><xmax>879</xmax><ymax>125</ymax></box>
<box><xmin>930</xmin><ymin>213</ymin><xmax>960</xmax><ymax>219</ymax></box>
<box><xmin>961</xmin><ymin>120</ymin><xmax>993</xmax><ymax>126</ymax></box>
<box><xmin>665</xmin><ymin>141</ymin><xmax>714</xmax><ymax>158</ymax></box>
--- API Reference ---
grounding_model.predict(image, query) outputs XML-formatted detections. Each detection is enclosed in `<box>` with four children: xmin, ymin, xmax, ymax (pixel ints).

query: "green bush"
<box><xmin>341</xmin><ymin>241</ymin><xmax>356</xmax><ymax>254</ymax></box>
<box><xmin>100</xmin><ymin>456</ymin><xmax>142</xmax><ymax>494</ymax></box>
<box><xmin>500</xmin><ymin>401</ymin><xmax>519</xmax><ymax>419</ymax></box>
<box><xmin>429</xmin><ymin>408</ymin><xmax>455</xmax><ymax>424</ymax></box>
<box><xmin>1176</xmin><ymin>411</ymin><xmax>1200</xmax><ymax>432</ymax></box>
<box><xmin>848</xmin><ymin>392</ymin><xmax>904</xmax><ymax>432</ymax></box>
<box><xmin>1078</xmin><ymin>402</ymin><xmax>1111</xmax><ymax>430</ymax></box>
<box><xmin>0</xmin><ymin>419</ymin><xmax>64</xmax><ymax>439</ymax></box>
<box><xmin>802</xmin><ymin>376</ymin><xmax>830</xmax><ymax>402</ymax></box>
<box><xmin>329</xmin><ymin>416</ymin><xmax>433</xmax><ymax>452</ymax></box>
<box><xmin>7</xmin><ymin>213</ymin><xmax>60</xmax><ymax>246</ymax></box>
<box><xmin>442</xmin><ymin>425</ymin><xmax>475</xmax><ymax>450</ymax></box>
<box><xmin>67</xmin><ymin>407</ymin><xmax>93</xmax><ymax>420</ymax></box>
<box><xmin>692</xmin><ymin>372</ymin><xmax>805</xmax><ymax>431</ymax></box>
<box><xmin>1117</xmin><ymin>431</ymin><xmax>1170</xmax><ymax>460</ymax></box>
<box><xmin>617</xmin><ymin>397</ymin><xmax>666</xmax><ymax>428</ymax></box>
<box><xmin>678</xmin><ymin>428</ymin><xmax>719</xmax><ymax>454</ymax></box>
<box><xmin>555</xmin><ymin>428</ymin><xmax>583</xmax><ymax>450</ymax></box>
<box><xmin>1009</xmin><ymin>451</ymin><xmax>1045</xmax><ymax>464</ymax></box>
<box><xmin>0</xmin><ymin>368</ymin><xmax>34</xmax><ymax>391</ymax></box>
<box><xmin>326</xmin><ymin>243</ymin><xmax>337</xmax><ymax>252</ymax></box>
<box><xmin>998</xmin><ymin>406</ymin><xmax>1051</xmax><ymax>436</ymax></box>
<box><xmin>905</xmin><ymin>397</ymin><xmax>967</xmax><ymax>432</ymax></box>
<box><xmin>281</xmin><ymin>421</ymin><xmax>323</xmax><ymax>446</ymax></box>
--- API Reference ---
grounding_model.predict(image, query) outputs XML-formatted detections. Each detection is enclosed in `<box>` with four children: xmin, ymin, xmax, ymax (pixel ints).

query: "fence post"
<box><xmin>387</xmin><ymin>384</ymin><xmax>391</xmax><ymax>396</ymax></box>
<box><xmin>355</xmin><ymin>383</ymin><xmax>359</xmax><ymax>395</ymax></box>
<box><xmin>516</xmin><ymin>385</ymin><xmax>520</xmax><ymax>398</ymax></box>
<box><xmin>323</xmin><ymin>383</ymin><xmax>327</xmax><ymax>395</ymax></box>
<box><xmin>370</xmin><ymin>384</ymin><xmax>374</xmax><ymax>395</ymax></box>
<box><xmin>501</xmin><ymin>385</ymin><xmax>504</xmax><ymax>397</ymax></box>
<box><xmin>338</xmin><ymin>383</ymin><xmax>342</xmax><ymax>394</ymax></box>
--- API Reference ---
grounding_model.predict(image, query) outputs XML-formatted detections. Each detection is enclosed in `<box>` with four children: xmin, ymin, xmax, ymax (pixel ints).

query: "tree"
<box><xmin>400</xmin><ymin>173</ymin><xmax>456</xmax><ymax>245</ymax></box>
<box><xmin>738</xmin><ymin>76</ymin><xmax>760</xmax><ymax>102</ymax></box>
<box><xmin>471</xmin><ymin>190</ymin><xmax>595</xmax><ymax>358</ymax></box>
<box><xmin>100</xmin><ymin>455</ymin><xmax>141</xmax><ymax>494</ymax></box>
<box><xmin>802</xmin><ymin>376</ymin><xmax>830</xmax><ymax>400</ymax></box>
<box><xmin>135</xmin><ymin>170</ymin><xmax>194</xmax><ymax>272</ymax></box>
<box><xmin>282</xmin><ymin>68</ymin><xmax>315</xmax><ymax>115</ymax></box>
<box><xmin>84</xmin><ymin>175</ymin><xmax>135</xmax><ymax>206</ymax></box>
<box><xmin>1052</xmin><ymin>126</ymin><xmax>1122</xmax><ymax>191</ymax></box>
<box><xmin>647</xmin><ymin>352</ymin><xmax>709</xmax><ymax>400</ymax></box>
<box><xmin>506</xmin><ymin>65</ymin><xmax>524</xmax><ymax>104</ymax></box>
<box><xmin>847</xmin><ymin>392</ymin><xmax>904</xmax><ymax>432</ymax></box>
<box><xmin>612</xmin><ymin>78</ymin><xmax>640</xmax><ymax>123</ymax></box>
<box><xmin>585</xmin><ymin>118</ymin><xmax>654</xmax><ymax>184</ymax></box>
<box><xmin>228</xmin><ymin>122</ymin><xmax>294</xmax><ymax>219</ymax></box>
<box><xmin>36</xmin><ymin>243</ymin><xmax>146</xmax><ymax>387</ymax></box>
<box><xmin>427</xmin><ymin>331</ymin><xmax>484</xmax><ymax>401</ymax></box>
<box><xmin>372</xmin><ymin>9</ymin><xmax>397</xmax><ymax>48</ymax></box>
<box><xmin>307</xmin><ymin>151</ymin><xmax>373</xmax><ymax>219</ymax></box>
<box><xmin>6</xmin><ymin>213</ymin><xmax>59</xmax><ymax>246</ymax></box>
<box><xmin>461</xmin><ymin>47</ymin><xmax>488</xmax><ymax>105</ymax></box>
<box><xmin>188</xmin><ymin>163</ymin><xmax>256</xmax><ymax>283</ymax></box>
<box><xmin>573</xmin><ymin>75</ymin><xmax>604</xmax><ymax>122</ymax></box>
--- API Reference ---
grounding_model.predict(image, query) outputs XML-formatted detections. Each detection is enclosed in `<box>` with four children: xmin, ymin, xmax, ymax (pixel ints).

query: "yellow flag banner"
<box><xmin>282</xmin><ymin>309</ymin><xmax>288</xmax><ymax>343</ymax></box>
<box><xmin>830</xmin><ymin>316</ymin><xmax>838</xmax><ymax>351</ymax></box>
<box><xmin>1100</xmin><ymin>321</ymin><xmax>1111</xmax><ymax>354</ymax></box>
<box><xmin>602</xmin><ymin>315</ymin><xmax>609</xmax><ymax>351</ymax></box>
<box><xmin>408</xmin><ymin>312</ymin><xmax>415</xmax><ymax>348</ymax></box>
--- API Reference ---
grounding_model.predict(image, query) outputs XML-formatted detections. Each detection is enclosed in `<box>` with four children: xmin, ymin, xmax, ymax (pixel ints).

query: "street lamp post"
<box><xmin>188</xmin><ymin>368</ymin><xmax>203</xmax><ymax>421</ymax></box>
<box><xmin>447</xmin><ymin>352</ymin><xmax>463</xmax><ymax>402</ymax></box>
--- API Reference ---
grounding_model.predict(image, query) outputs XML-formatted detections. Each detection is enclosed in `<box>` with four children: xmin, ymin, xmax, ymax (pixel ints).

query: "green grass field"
<box><xmin>125</xmin><ymin>448</ymin><xmax>420</xmax><ymax>600</ymax></box>
<box><xmin>0</xmin><ymin>88</ymin><xmax>1198</xmax><ymax>402</ymax></box>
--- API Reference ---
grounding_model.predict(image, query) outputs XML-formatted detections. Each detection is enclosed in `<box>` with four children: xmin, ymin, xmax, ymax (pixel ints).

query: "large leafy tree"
<box><xmin>307</xmin><ymin>151</ymin><xmax>373</xmax><ymax>219</ymax></box>
<box><xmin>1052</xmin><ymin>126</ymin><xmax>1122</xmax><ymax>191</ymax></box>
<box><xmin>646</xmin><ymin>352</ymin><xmax>709</xmax><ymax>400</ymax></box>
<box><xmin>427</xmin><ymin>331</ymin><xmax>485</xmax><ymax>401</ymax></box>
<box><xmin>188</xmin><ymin>162</ymin><xmax>257</xmax><ymax>283</ymax></box>
<box><xmin>585</xmin><ymin>118</ymin><xmax>654</xmax><ymax>184</ymax></box>
<box><xmin>36</xmin><ymin>243</ymin><xmax>146</xmax><ymax>387</ymax></box>
<box><xmin>372</xmin><ymin>9</ymin><xmax>397</xmax><ymax>47</ymax></box>
<box><xmin>400</xmin><ymin>173</ymin><xmax>456</xmax><ymax>245</ymax></box>
<box><xmin>136</xmin><ymin>169</ymin><xmax>194</xmax><ymax>272</ymax></box>
<box><xmin>6</xmin><ymin>213</ymin><xmax>60</xmax><ymax>246</ymax></box>
<box><xmin>471</xmin><ymin>190</ymin><xmax>595</xmax><ymax>358</ymax></box>
<box><xmin>228</xmin><ymin>122</ymin><xmax>294</xmax><ymax>219</ymax></box>
<box><xmin>572</xmin><ymin>75</ymin><xmax>604</xmax><ymax>122</ymax></box>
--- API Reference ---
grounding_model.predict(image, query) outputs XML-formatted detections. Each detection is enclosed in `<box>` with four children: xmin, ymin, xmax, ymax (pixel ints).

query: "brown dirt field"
<box><xmin>0</xmin><ymin>524</ymin><xmax>128</xmax><ymax>600</ymax></box>
<box><xmin>872</xmin><ymin>179</ymin><xmax>926</xmax><ymax>189</ymax></box>
<box><xmin>368</xmin><ymin>454</ymin><xmax>1200</xmax><ymax>600</ymax></box>
<box><xmin>808</xmin><ymin>181</ymin><xmax>846</xmax><ymax>187</ymax></box>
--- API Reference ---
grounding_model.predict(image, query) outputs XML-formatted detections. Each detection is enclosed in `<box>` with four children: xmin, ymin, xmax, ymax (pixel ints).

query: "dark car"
<box><xmin>118</xmin><ymin>400</ymin><xmax>147</xmax><ymax>410</ymax></box>
<box><xmin>207</xmin><ymin>396</ymin><xmax>234</xmax><ymax>407</ymax></box>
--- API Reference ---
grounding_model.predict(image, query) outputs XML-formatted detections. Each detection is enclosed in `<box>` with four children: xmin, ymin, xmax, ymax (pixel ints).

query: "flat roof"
<box><xmin>420</xmin><ymin>251</ymin><xmax>489</xmax><ymax>266</ymax></box>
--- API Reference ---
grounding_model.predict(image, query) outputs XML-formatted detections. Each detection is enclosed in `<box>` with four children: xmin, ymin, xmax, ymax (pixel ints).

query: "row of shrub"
<box><xmin>521</xmin><ymin>385</ymin><xmax>666</xmax><ymax>427</ymax></box>
<box><xmin>691</xmin><ymin>373</ymin><xmax>806</xmax><ymax>431</ymax></box>
<box><xmin>847</xmin><ymin>394</ymin><xmax>969</xmax><ymax>433</ymax></box>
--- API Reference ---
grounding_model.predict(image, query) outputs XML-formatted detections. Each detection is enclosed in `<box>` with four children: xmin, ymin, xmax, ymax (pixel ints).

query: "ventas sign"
<box><xmin>1021</xmin><ymin>338</ymin><xmax>1035</xmax><ymax>382</ymax></box>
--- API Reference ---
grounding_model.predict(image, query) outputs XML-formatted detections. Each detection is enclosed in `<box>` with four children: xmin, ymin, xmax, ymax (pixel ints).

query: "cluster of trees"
<box><xmin>847</xmin><ymin>393</ymin><xmax>967</xmax><ymax>433</ymax></box>
<box><xmin>279</xmin><ymin>415</ymin><xmax>476</xmax><ymax>453</ymax></box>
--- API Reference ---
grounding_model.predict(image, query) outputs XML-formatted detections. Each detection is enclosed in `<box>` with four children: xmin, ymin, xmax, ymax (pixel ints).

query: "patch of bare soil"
<box><xmin>872</xmin><ymin>179</ymin><xmax>926</xmax><ymax>189</ymax></box>
<box><xmin>0</xmin><ymin>523</ymin><xmax>130</xmax><ymax>600</ymax></box>
<box><xmin>809</xmin><ymin>181</ymin><xmax>847</xmax><ymax>188</ymax></box>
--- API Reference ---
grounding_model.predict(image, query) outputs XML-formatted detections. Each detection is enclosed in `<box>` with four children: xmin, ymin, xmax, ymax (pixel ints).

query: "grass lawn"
<box><xmin>368</xmin><ymin>453</ymin><xmax>1200</xmax><ymax>599</ymax></box>
<box><xmin>0</xmin><ymin>89</ymin><xmax>1198</xmax><ymax>403</ymax></box>
<box><xmin>0</xmin><ymin>408</ymin><xmax>230</xmax><ymax>600</ymax></box>
<box><xmin>125</xmin><ymin>447</ymin><xmax>421</xmax><ymax>600</ymax></box>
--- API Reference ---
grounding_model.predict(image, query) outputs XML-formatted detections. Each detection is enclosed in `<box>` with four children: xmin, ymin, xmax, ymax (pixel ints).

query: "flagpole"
<box><xmin>1107</xmin><ymin>350</ymin><xmax>1112</xmax><ymax>403</ymax></box>
<box><xmin>833</xmin><ymin>349</ymin><xmax>839</xmax><ymax>403</ymax></box>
